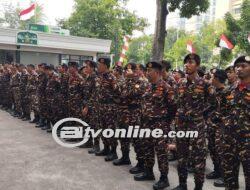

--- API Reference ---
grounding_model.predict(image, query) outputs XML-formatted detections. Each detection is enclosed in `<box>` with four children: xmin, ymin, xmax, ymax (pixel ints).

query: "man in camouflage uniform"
<box><xmin>223</xmin><ymin>56</ymin><xmax>250</xmax><ymax>190</ymax></box>
<box><xmin>95</xmin><ymin>58</ymin><xmax>118</xmax><ymax>162</ymax></box>
<box><xmin>26</xmin><ymin>64</ymin><xmax>39</xmax><ymax>124</ymax></box>
<box><xmin>11</xmin><ymin>65</ymin><xmax>22</xmax><ymax>117</ymax></box>
<box><xmin>19</xmin><ymin>65</ymin><xmax>30</xmax><ymax>121</ymax></box>
<box><xmin>81</xmin><ymin>60</ymin><xmax>101</xmax><ymax>153</ymax></box>
<box><xmin>1</xmin><ymin>65</ymin><xmax>12</xmax><ymax>111</ymax></box>
<box><xmin>67</xmin><ymin>62</ymin><xmax>84</xmax><ymax>120</ymax></box>
<box><xmin>134</xmin><ymin>61</ymin><xmax>176</xmax><ymax>190</ymax></box>
<box><xmin>208</xmin><ymin>69</ymin><xmax>228</xmax><ymax>187</ymax></box>
<box><xmin>44</xmin><ymin>64</ymin><xmax>62</xmax><ymax>133</ymax></box>
<box><xmin>36</xmin><ymin>63</ymin><xmax>48</xmax><ymax>128</ymax></box>
<box><xmin>173</xmin><ymin>54</ymin><xmax>215</xmax><ymax>190</ymax></box>
<box><xmin>58</xmin><ymin>64</ymin><xmax>69</xmax><ymax>120</ymax></box>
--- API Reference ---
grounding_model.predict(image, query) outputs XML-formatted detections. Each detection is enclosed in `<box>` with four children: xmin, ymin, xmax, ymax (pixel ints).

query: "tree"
<box><xmin>151</xmin><ymin>0</ymin><xmax>209</xmax><ymax>61</ymax></box>
<box><xmin>58</xmin><ymin>0</ymin><xmax>148</xmax><ymax>61</ymax></box>
<box><xmin>0</xmin><ymin>1</ymin><xmax>45</xmax><ymax>29</ymax></box>
<box><xmin>127</xmin><ymin>35</ymin><xmax>153</xmax><ymax>64</ymax></box>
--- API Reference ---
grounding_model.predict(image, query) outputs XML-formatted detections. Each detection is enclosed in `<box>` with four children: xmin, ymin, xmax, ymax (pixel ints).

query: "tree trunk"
<box><xmin>151</xmin><ymin>0</ymin><xmax>168</xmax><ymax>62</ymax></box>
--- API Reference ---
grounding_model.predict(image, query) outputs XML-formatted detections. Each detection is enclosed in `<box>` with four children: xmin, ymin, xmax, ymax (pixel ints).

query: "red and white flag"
<box><xmin>219</xmin><ymin>34</ymin><xmax>234</xmax><ymax>49</ymax></box>
<box><xmin>20</xmin><ymin>3</ymin><xmax>36</xmax><ymax>21</ymax></box>
<box><xmin>187</xmin><ymin>41</ymin><xmax>196</xmax><ymax>53</ymax></box>
<box><xmin>248</xmin><ymin>33</ymin><xmax>250</xmax><ymax>43</ymax></box>
<box><xmin>118</xmin><ymin>36</ymin><xmax>130</xmax><ymax>65</ymax></box>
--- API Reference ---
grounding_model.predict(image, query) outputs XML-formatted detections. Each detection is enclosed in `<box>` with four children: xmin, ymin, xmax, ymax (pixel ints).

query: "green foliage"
<box><xmin>168</xmin><ymin>0</ymin><xmax>210</xmax><ymax>18</ymax></box>
<box><xmin>222</xmin><ymin>0</ymin><xmax>250</xmax><ymax>58</ymax></box>
<box><xmin>126</xmin><ymin>35</ymin><xmax>152</xmax><ymax>64</ymax></box>
<box><xmin>59</xmin><ymin>0</ymin><xmax>148</xmax><ymax>61</ymax></box>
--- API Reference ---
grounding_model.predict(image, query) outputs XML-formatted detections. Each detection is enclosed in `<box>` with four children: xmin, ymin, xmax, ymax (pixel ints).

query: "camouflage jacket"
<box><xmin>141</xmin><ymin>78</ymin><xmax>176</xmax><ymax>122</ymax></box>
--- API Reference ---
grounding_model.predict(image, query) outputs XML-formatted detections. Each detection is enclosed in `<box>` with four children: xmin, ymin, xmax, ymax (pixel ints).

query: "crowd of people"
<box><xmin>0</xmin><ymin>54</ymin><xmax>249</xmax><ymax>190</ymax></box>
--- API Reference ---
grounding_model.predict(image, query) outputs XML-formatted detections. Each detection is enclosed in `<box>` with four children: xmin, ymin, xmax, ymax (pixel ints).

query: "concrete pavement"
<box><xmin>0</xmin><ymin>110</ymin><xmax>245</xmax><ymax>190</ymax></box>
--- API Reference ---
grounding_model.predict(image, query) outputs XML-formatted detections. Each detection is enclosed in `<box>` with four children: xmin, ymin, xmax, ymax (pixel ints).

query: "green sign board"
<box><xmin>29</xmin><ymin>24</ymin><xmax>49</xmax><ymax>33</ymax></box>
<box><xmin>17</xmin><ymin>31</ymin><xmax>38</xmax><ymax>45</ymax></box>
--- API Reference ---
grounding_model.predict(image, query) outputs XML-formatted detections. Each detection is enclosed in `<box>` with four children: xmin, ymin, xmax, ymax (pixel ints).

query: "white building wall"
<box><xmin>20</xmin><ymin>52</ymin><xmax>59</xmax><ymax>66</ymax></box>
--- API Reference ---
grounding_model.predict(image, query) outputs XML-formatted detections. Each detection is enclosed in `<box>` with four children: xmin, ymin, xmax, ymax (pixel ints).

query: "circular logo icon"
<box><xmin>52</xmin><ymin>118</ymin><xmax>89</xmax><ymax>148</ymax></box>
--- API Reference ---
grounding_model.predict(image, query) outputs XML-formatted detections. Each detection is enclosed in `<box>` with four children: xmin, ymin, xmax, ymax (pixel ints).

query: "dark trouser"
<box><xmin>223</xmin><ymin>133</ymin><xmax>249</xmax><ymax>190</ymax></box>
<box><xmin>141</xmin><ymin>120</ymin><xmax>170</xmax><ymax>175</ymax></box>
<box><xmin>177</xmin><ymin>121</ymin><xmax>207</xmax><ymax>185</ymax></box>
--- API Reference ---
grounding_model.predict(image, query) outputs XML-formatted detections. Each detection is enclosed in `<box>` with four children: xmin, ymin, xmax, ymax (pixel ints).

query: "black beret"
<box><xmin>38</xmin><ymin>63</ymin><xmax>47</xmax><ymax>67</ymax></box>
<box><xmin>114</xmin><ymin>65</ymin><xmax>123</xmax><ymax>75</ymax></box>
<box><xmin>184</xmin><ymin>53</ymin><xmax>201</xmax><ymax>65</ymax></box>
<box><xmin>161</xmin><ymin>60</ymin><xmax>172</xmax><ymax>71</ymax></box>
<box><xmin>225</xmin><ymin>66</ymin><xmax>234</xmax><ymax>72</ymax></box>
<box><xmin>61</xmin><ymin>64</ymin><xmax>68</xmax><ymax>70</ymax></box>
<box><xmin>68</xmin><ymin>61</ymin><xmax>79</xmax><ymax>68</ymax></box>
<box><xmin>214</xmin><ymin>69</ymin><xmax>227</xmax><ymax>83</ymax></box>
<box><xmin>137</xmin><ymin>64</ymin><xmax>146</xmax><ymax>71</ymax></box>
<box><xmin>98</xmin><ymin>57</ymin><xmax>111</xmax><ymax>68</ymax></box>
<box><xmin>125</xmin><ymin>63</ymin><xmax>136</xmax><ymax>71</ymax></box>
<box><xmin>146</xmin><ymin>61</ymin><xmax>162</xmax><ymax>71</ymax></box>
<box><xmin>85</xmin><ymin>60</ymin><xmax>97</xmax><ymax>68</ymax></box>
<box><xmin>233</xmin><ymin>56</ymin><xmax>250</xmax><ymax>67</ymax></box>
<box><xmin>44</xmin><ymin>64</ymin><xmax>51</xmax><ymax>70</ymax></box>
<box><xmin>27</xmin><ymin>64</ymin><xmax>35</xmax><ymax>68</ymax></box>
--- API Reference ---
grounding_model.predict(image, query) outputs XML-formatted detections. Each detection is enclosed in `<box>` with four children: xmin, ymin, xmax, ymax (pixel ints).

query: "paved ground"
<box><xmin>0</xmin><ymin>110</ymin><xmax>245</xmax><ymax>190</ymax></box>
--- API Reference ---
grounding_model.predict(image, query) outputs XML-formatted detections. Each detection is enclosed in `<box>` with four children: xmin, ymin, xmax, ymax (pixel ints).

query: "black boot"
<box><xmin>41</xmin><ymin>120</ymin><xmax>50</xmax><ymax>130</ymax></box>
<box><xmin>88</xmin><ymin>144</ymin><xmax>100</xmax><ymax>154</ymax></box>
<box><xmin>95</xmin><ymin>146</ymin><xmax>110</xmax><ymax>156</ymax></box>
<box><xmin>113</xmin><ymin>151</ymin><xmax>131</xmax><ymax>166</ymax></box>
<box><xmin>30</xmin><ymin>115</ymin><xmax>39</xmax><ymax>123</ymax></box>
<box><xmin>153</xmin><ymin>174</ymin><xmax>170</xmax><ymax>190</ymax></box>
<box><xmin>194</xmin><ymin>182</ymin><xmax>203</xmax><ymax>190</ymax></box>
<box><xmin>214</xmin><ymin>177</ymin><xmax>225</xmax><ymax>187</ymax></box>
<box><xmin>104</xmin><ymin>147</ymin><xmax>118</xmax><ymax>162</ymax></box>
<box><xmin>206</xmin><ymin>171</ymin><xmax>220</xmax><ymax>179</ymax></box>
<box><xmin>36</xmin><ymin>118</ymin><xmax>45</xmax><ymax>128</ymax></box>
<box><xmin>134</xmin><ymin>168</ymin><xmax>155</xmax><ymax>181</ymax></box>
<box><xmin>129</xmin><ymin>160</ymin><xmax>144</xmax><ymax>174</ymax></box>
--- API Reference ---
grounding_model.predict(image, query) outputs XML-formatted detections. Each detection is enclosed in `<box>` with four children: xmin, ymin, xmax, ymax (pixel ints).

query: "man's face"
<box><xmin>69</xmin><ymin>66</ymin><xmax>78</xmax><ymax>74</ymax></box>
<box><xmin>97</xmin><ymin>62</ymin><xmax>106</xmax><ymax>73</ymax></box>
<box><xmin>184</xmin><ymin>59</ymin><xmax>199</xmax><ymax>75</ymax></box>
<box><xmin>147</xmin><ymin>68</ymin><xmax>159</xmax><ymax>82</ymax></box>
<box><xmin>236</xmin><ymin>62</ymin><xmax>250</xmax><ymax>80</ymax></box>
<box><xmin>226</xmin><ymin>69</ymin><xmax>236</xmax><ymax>82</ymax></box>
<box><xmin>211</xmin><ymin>74</ymin><xmax>219</xmax><ymax>86</ymax></box>
<box><xmin>84</xmin><ymin>64</ymin><xmax>93</xmax><ymax>75</ymax></box>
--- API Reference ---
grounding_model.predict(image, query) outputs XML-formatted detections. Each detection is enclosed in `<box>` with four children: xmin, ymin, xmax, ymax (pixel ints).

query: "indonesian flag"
<box><xmin>118</xmin><ymin>36</ymin><xmax>130</xmax><ymax>65</ymax></box>
<box><xmin>248</xmin><ymin>33</ymin><xmax>250</xmax><ymax>43</ymax></box>
<box><xmin>219</xmin><ymin>34</ymin><xmax>234</xmax><ymax>49</ymax></box>
<box><xmin>20</xmin><ymin>3</ymin><xmax>36</xmax><ymax>21</ymax></box>
<box><xmin>187</xmin><ymin>41</ymin><xmax>196</xmax><ymax>53</ymax></box>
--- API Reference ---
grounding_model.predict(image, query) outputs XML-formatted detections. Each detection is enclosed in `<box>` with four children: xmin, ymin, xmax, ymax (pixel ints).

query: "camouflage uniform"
<box><xmin>19</xmin><ymin>70</ymin><xmax>30</xmax><ymax>118</ymax></box>
<box><xmin>1</xmin><ymin>69</ymin><xmax>12</xmax><ymax>109</ymax></box>
<box><xmin>11</xmin><ymin>72</ymin><xmax>21</xmax><ymax>115</ymax></box>
<box><xmin>59</xmin><ymin>72</ymin><xmax>69</xmax><ymax>119</ymax></box>
<box><xmin>26</xmin><ymin>71</ymin><xmax>39</xmax><ymax>115</ymax></box>
<box><xmin>37</xmin><ymin>72</ymin><xmax>48</xmax><ymax>119</ymax></box>
<box><xmin>120</xmin><ymin>75</ymin><xmax>147</xmax><ymax>162</ymax></box>
<box><xmin>223</xmin><ymin>82</ymin><xmax>250</xmax><ymax>190</ymax></box>
<box><xmin>45</xmin><ymin>72</ymin><xmax>62</xmax><ymax>124</ymax></box>
<box><xmin>82</xmin><ymin>73</ymin><xmax>99</xmax><ymax>146</ymax></box>
<box><xmin>176</xmin><ymin>75</ymin><xmax>214</xmax><ymax>186</ymax></box>
<box><xmin>141</xmin><ymin>78</ymin><xmax>176</xmax><ymax>176</ymax></box>
<box><xmin>97</xmin><ymin>71</ymin><xmax>117</xmax><ymax>149</ymax></box>
<box><xmin>68</xmin><ymin>72</ymin><xmax>84</xmax><ymax>119</ymax></box>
